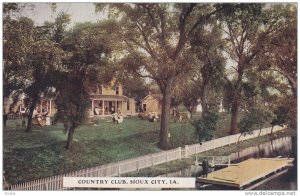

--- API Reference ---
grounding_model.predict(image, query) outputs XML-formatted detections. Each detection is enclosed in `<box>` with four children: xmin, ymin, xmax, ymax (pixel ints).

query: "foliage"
<box><xmin>54</xmin><ymin>22</ymin><xmax>113</xmax><ymax>149</ymax></box>
<box><xmin>3</xmin><ymin>14</ymin><xmax>67</xmax><ymax>132</ymax></box>
<box><xmin>188</xmin><ymin>15</ymin><xmax>225</xmax><ymax>116</ymax></box>
<box><xmin>193</xmin><ymin>111</ymin><xmax>221</xmax><ymax>143</ymax></box>
<box><xmin>95</xmin><ymin>3</ymin><xmax>221</xmax><ymax>149</ymax></box>
<box><xmin>270</xmin><ymin>106</ymin><xmax>289</xmax><ymax>128</ymax></box>
<box><xmin>216</xmin><ymin>3</ymin><xmax>287</xmax><ymax>134</ymax></box>
<box><xmin>118</xmin><ymin>75</ymin><xmax>150</xmax><ymax>102</ymax></box>
<box><xmin>239</xmin><ymin>107</ymin><xmax>273</xmax><ymax>135</ymax></box>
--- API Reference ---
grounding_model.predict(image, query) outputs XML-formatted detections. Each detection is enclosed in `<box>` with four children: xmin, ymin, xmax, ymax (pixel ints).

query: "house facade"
<box><xmin>89</xmin><ymin>80</ymin><xmax>136</xmax><ymax>117</ymax></box>
<box><xmin>4</xmin><ymin>96</ymin><xmax>56</xmax><ymax>117</ymax></box>
<box><xmin>140</xmin><ymin>93</ymin><xmax>163</xmax><ymax>114</ymax></box>
<box><xmin>4</xmin><ymin>80</ymin><xmax>136</xmax><ymax>118</ymax></box>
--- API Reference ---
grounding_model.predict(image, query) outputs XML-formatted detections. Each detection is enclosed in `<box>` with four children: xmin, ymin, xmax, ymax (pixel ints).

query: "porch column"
<box><xmin>102</xmin><ymin>100</ymin><xmax>104</xmax><ymax>115</ymax></box>
<box><xmin>115</xmin><ymin>101</ymin><xmax>117</xmax><ymax>114</ymax></box>
<box><xmin>91</xmin><ymin>99</ymin><xmax>94</xmax><ymax>116</ymax></box>
<box><xmin>49</xmin><ymin>99</ymin><xmax>52</xmax><ymax>115</ymax></box>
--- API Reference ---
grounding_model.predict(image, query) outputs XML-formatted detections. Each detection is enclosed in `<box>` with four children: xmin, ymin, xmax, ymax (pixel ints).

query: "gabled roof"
<box><xmin>141</xmin><ymin>94</ymin><xmax>163</xmax><ymax>103</ymax></box>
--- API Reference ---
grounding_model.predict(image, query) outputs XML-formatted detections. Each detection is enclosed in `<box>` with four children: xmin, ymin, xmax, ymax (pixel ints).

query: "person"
<box><xmin>202</xmin><ymin>158</ymin><xmax>209</xmax><ymax>178</ymax></box>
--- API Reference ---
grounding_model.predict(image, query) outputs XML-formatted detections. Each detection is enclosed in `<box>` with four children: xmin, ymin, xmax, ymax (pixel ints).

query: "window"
<box><xmin>143</xmin><ymin>104</ymin><xmax>147</xmax><ymax>112</ymax></box>
<box><xmin>115</xmin><ymin>86</ymin><xmax>119</xmax><ymax>95</ymax></box>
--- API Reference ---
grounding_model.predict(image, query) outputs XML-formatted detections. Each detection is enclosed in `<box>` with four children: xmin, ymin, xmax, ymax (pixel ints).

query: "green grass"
<box><xmin>2</xmin><ymin>112</ymin><xmax>277</xmax><ymax>184</ymax></box>
<box><xmin>4</xmin><ymin>116</ymin><xmax>198</xmax><ymax>184</ymax></box>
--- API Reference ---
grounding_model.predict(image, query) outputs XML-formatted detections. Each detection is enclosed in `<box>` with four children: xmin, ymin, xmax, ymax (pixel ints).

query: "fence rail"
<box><xmin>8</xmin><ymin>125</ymin><xmax>285</xmax><ymax>190</ymax></box>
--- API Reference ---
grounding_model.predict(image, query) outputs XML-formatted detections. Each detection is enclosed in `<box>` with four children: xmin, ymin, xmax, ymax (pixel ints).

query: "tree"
<box><xmin>96</xmin><ymin>3</ymin><xmax>220</xmax><ymax>149</ymax></box>
<box><xmin>266</xmin><ymin>5</ymin><xmax>297</xmax><ymax>98</ymax></box>
<box><xmin>261</xmin><ymin>4</ymin><xmax>297</xmax><ymax>128</ymax></box>
<box><xmin>171</xmin><ymin>73</ymin><xmax>200</xmax><ymax>118</ymax></box>
<box><xmin>217</xmin><ymin>4</ymin><xmax>285</xmax><ymax>134</ymax></box>
<box><xmin>119</xmin><ymin>76</ymin><xmax>150</xmax><ymax>104</ymax></box>
<box><xmin>3</xmin><ymin>17</ymin><xmax>33</xmax><ymax>99</ymax></box>
<box><xmin>3</xmin><ymin>13</ymin><xmax>66</xmax><ymax>132</ymax></box>
<box><xmin>56</xmin><ymin>22</ymin><xmax>112</xmax><ymax>149</ymax></box>
<box><xmin>239</xmin><ymin>107</ymin><xmax>273</xmax><ymax>139</ymax></box>
<box><xmin>23</xmin><ymin>38</ymin><xmax>65</xmax><ymax>132</ymax></box>
<box><xmin>193</xmin><ymin>111</ymin><xmax>220</xmax><ymax>144</ymax></box>
<box><xmin>270</xmin><ymin>106</ymin><xmax>289</xmax><ymax>136</ymax></box>
<box><xmin>189</xmin><ymin>16</ymin><xmax>225</xmax><ymax>117</ymax></box>
<box><xmin>3</xmin><ymin>3</ymin><xmax>35</xmax><ymax>99</ymax></box>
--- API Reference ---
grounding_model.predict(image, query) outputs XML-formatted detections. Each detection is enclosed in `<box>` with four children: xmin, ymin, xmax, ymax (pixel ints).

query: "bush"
<box><xmin>193</xmin><ymin>111</ymin><xmax>220</xmax><ymax>143</ymax></box>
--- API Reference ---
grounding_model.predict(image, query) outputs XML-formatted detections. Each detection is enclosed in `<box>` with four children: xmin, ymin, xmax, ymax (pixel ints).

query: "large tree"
<box><xmin>217</xmin><ymin>4</ymin><xmax>286</xmax><ymax>134</ymax></box>
<box><xmin>96</xmin><ymin>3</ymin><xmax>221</xmax><ymax>149</ymax></box>
<box><xmin>56</xmin><ymin>22</ymin><xmax>113</xmax><ymax>149</ymax></box>
<box><xmin>189</xmin><ymin>16</ymin><xmax>225</xmax><ymax>116</ymax></box>
<box><xmin>263</xmin><ymin>5</ymin><xmax>297</xmax><ymax>128</ymax></box>
<box><xmin>3</xmin><ymin>12</ymin><xmax>66</xmax><ymax>132</ymax></box>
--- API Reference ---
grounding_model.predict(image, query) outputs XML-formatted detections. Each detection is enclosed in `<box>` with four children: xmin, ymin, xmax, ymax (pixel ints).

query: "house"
<box><xmin>89</xmin><ymin>79</ymin><xmax>136</xmax><ymax>117</ymax></box>
<box><xmin>3</xmin><ymin>96</ymin><xmax>56</xmax><ymax>117</ymax></box>
<box><xmin>4</xmin><ymin>79</ymin><xmax>136</xmax><ymax>118</ymax></box>
<box><xmin>140</xmin><ymin>93</ymin><xmax>163</xmax><ymax>114</ymax></box>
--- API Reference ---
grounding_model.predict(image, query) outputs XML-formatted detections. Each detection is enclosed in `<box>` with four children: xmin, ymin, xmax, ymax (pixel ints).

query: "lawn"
<box><xmin>4</xmin><ymin>116</ymin><xmax>199</xmax><ymax>184</ymax></box>
<box><xmin>2</xmin><ymin>112</ymin><xmax>262</xmax><ymax>184</ymax></box>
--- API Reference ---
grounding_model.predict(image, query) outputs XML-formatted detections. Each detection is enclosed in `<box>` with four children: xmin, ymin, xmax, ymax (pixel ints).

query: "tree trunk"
<box><xmin>158</xmin><ymin>79</ymin><xmax>172</xmax><ymax>150</ymax></box>
<box><xmin>200</xmin><ymin>84</ymin><xmax>209</xmax><ymax>117</ymax></box>
<box><xmin>229</xmin><ymin>97</ymin><xmax>239</xmax><ymax>135</ymax></box>
<box><xmin>66</xmin><ymin>123</ymin><xmax>76</xmax><ymax>150</ymax></box>
<box><xmin>270</xmin><ymin>125</ymin><xmax>274</xmax><ymax>139</ymax></box>
<box><xmin>229</xmin><ymin>68</ymin><xmax>243</xmax><ymax>135</ymax></box>
<box><xmin>189</xmin><ymin>110</ymin><xmax>193</xmax><ymax>119</ymax></box>
<box><xmin>26</xmin><ymin>97</ymin><xmax>38</xmax><ymax>132</ymax></box>
<box><xmin>237</xmin><ymin>133</ymin><xmax>242</xmax><ymax>148</ymax></box>
<box><xmin>258</xmin><ymin>126</ymin><xmax>261</xmax><ymax>138</ymax></box>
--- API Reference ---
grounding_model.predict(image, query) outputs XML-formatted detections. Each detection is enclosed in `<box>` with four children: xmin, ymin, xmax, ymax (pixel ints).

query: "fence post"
<box><xmin>151</xmin><ymin>155</ymin><xmax>154</xmax><ymax>167</ymax></box>
<box><xmin>166</xmin><ymin>151</ymin><xmax>169</xmax><ymax>162</ymax></box>
<box><xmin>185</xmin><ymin>145</ymin><xmax>189</xmax><ymax>158</ymax></box>
<box><xmin>213</xmin><ymin>140</ymin><xmax>215</xmax><ymax>150</ymax></box>
<box><xmin>228</xmin><ymin>156</ymin><xmax>231</xmax><ymax>166</ymax></box>
<box><xmin>178</xmin><ymin>147</ymin><xmax>182</xmax><ymax>160</ymax></box>
<box><xmin>137</xmin><ymin>159</ymin><xmax>139</xmax><ymax>171</ymax></box>
<box><xmin>118</xmin><ymin>162</ymin><xmax>121</xmax><ymax>177</ymax></box>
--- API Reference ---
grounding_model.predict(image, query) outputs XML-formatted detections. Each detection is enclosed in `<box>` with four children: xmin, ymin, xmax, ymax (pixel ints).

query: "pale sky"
<box><xmin>21</xmin><ymin>3</ymin><xmax>104</xmax><ymax>27</ymax></box>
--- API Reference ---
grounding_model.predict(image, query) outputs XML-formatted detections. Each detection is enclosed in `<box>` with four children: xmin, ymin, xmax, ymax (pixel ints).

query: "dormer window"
<box><xmin>115</xmin><ymin>86</ymin><xmax>119</xmax><ymax>95</ymax></box>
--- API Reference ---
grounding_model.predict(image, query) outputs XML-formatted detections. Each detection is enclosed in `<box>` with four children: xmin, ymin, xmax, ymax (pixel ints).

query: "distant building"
<box><xmin>4</xmin><ymin>79</ymin><xmax>136</xmax><ymax>117</ymax></box>
<box><xmin>3</xmin><ymin>96</ymin><xmax>56</xmax><ymax>117</ymax></box>
<box><xmin>89</xmin><ymin>79</ymin><xmax>136</xmax><ymax>117</ymax></box>
<box><xmin>140</xmin><ymin>93</ymin><xmax>163</xmax><ymax>114</ymax></box>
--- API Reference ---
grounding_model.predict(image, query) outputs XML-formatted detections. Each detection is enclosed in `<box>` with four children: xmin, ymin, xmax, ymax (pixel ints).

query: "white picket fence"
<box><xmin>9</xmin><ymin>125</ymin><xmax>285</xmax><ymax>190</ymax></box>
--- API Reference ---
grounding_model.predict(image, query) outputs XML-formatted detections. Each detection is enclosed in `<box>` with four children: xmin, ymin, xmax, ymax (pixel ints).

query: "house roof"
<box><xmin>90</xmin><ymin>94</ymin><xmax>129</xmax><ymax>101</ymax></box>
<box><xmin>141</xmin><ymin>94</ymin><xmax>163</xmax><ymax>103</ymax></box>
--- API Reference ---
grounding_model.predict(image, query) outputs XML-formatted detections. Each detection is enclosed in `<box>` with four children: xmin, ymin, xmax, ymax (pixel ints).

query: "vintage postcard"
<box><xmin>2</xmin><ymin>1</ymin><xmax>297</xmax><ymax>195</ymax></box>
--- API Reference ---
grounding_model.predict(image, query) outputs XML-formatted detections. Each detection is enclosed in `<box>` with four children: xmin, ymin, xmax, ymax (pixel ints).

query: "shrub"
<box><xmin>193</xmin><ymin>111</ymin><xmax>220</xmax><ymax>143</ymax></box>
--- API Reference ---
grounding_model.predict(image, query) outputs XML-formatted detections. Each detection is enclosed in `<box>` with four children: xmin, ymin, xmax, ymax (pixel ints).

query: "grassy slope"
<box><xmin>2</xmin><ymin>112</ymin><xmax>278</xmax><ymax>184</ymax></box>
<box><xmin>4</xmin><ymin>117</ymin><xmax>197</xmax><ymax>184</ymax></box>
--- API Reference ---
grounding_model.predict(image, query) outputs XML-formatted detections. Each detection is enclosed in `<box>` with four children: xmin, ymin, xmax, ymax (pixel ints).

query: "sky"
<box><xmin>21</xmin><ymin>3</ymin><xmax>104</xmax><ymax>27</ymax></box>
